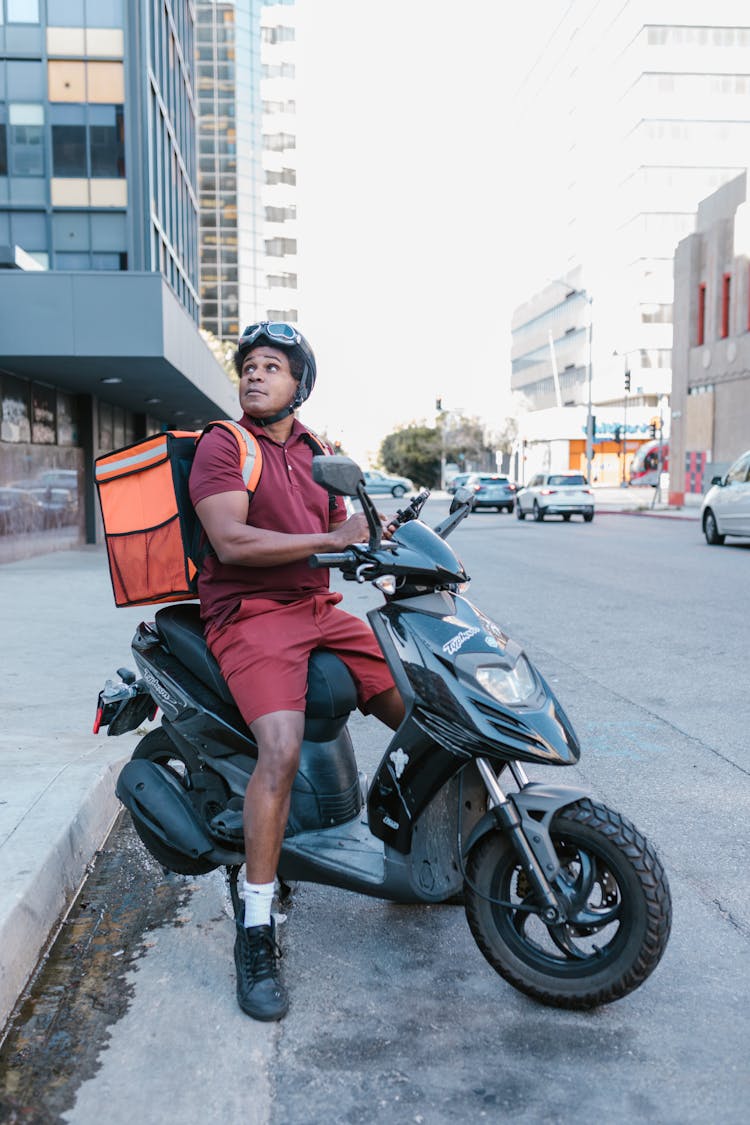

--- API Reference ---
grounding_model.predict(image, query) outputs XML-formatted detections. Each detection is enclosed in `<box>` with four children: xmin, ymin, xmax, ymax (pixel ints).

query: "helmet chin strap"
<box><xmin>247</xmin><ymin>389</ymin><xmax>301</xmax><ymax>427</ymax></box>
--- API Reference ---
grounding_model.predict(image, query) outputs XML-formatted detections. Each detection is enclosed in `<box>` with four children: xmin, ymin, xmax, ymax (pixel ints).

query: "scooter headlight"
<box><xmin>475</xmin><ymin>656</ymin><xmax>536</xmax><ymax>705</ymax></box>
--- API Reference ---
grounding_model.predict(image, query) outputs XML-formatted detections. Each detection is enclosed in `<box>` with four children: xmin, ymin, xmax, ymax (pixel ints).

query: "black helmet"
<box><xmin>235</xmin><ymin>322</ymin><xmax>316</xmax><ymax>415</ymax></box>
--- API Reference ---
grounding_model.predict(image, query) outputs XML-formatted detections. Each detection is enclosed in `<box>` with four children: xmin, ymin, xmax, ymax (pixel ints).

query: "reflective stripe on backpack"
<box><xmin>198</xmin><ymin>420</ymin><xmax>263</xmax><ymax>495</ymax></box>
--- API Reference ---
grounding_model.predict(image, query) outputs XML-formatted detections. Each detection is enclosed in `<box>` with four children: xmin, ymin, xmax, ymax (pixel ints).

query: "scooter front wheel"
<box><xmin>464</xmin><ymin>798</ymin><xmax>671</xmax><ymax>1009</ymax></box>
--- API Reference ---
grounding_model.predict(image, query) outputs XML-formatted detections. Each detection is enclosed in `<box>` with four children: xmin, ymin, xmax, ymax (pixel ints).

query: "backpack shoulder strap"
<box><xmin>198</xmin><ymin>419</ymin><xmax>263</xmax><ymax>494</ymax></box>
<box><xmin>301</xmin><ymin>426</ymin><xmax>331</xmax><ymax>457</ymax></box>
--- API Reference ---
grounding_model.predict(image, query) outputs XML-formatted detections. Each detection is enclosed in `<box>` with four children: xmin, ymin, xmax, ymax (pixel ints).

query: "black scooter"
<box><xmin>95</xmin><ymin>457</ymin><xmax>671</xmax><ymax>1009</ymax></box>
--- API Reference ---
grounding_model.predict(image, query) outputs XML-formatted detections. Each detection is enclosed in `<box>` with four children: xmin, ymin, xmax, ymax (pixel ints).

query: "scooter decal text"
<box><xmin>389</xmin><ymin>748</ymin><xmax>409</xmax><ymax>779</ymax></box>
<box><xmin>442</xmin><ymin>626</ymin><xmax>480</xmax><ymax>655</ymax></box>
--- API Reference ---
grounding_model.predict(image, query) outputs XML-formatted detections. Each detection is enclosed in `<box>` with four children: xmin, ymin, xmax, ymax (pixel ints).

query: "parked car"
<box><xmin>465</xmin><ymin>473</ymin><xmax>517</xmax><ymax>513</ymax></box>
<box><xmin>446</xmin><ymin>471</ymin><xmax>473</xmax><ymax>495</ymax></box>
<box><xmin>0</xmin><ymin>487</ymin><xmax>43</xmax><ymax>535</ymax></box>
<box><xmin>516</xmin><ymin>472</ymin><xmax>595</xmax><ymax>522</ymax></box>
<box><xmin>700</xmin><ymin>449</ymin><xmax>750</xmax><ymax>545</ymax></box>
<box><xmin>362</xmin><ymin>469</ymin><xmax>413</xmax><ymax>497</ymax></box>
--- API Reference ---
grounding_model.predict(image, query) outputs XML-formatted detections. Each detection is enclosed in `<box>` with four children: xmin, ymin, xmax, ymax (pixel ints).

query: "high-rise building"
<box><xmin>0</xmin><ymin>0</ymin><xmax>235</xmax><ymax>561</ymax></box>
<box><xmin>512</xmin><ymin>0</ymin><xmax>750</xmax><ymax>422</ymax></box>
<box><xmin>195</xmin><ymin>1</ymin><xmax>265</xmax><ymax>346</ymax></box>
<box><xmin>261</xmin><ymin>1</ymin><xmax>298</xmax><ymax>323</ymax></box>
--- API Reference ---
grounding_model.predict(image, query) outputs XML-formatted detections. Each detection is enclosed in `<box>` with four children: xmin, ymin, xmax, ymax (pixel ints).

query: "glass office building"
<box><xmin>0</xmin><ymin>0</ymin><xmax>236</xmax><ymax>561</ymax></box>
<box><xmin>195</xmin><ymin>0</ymin><xmax>265</xmax><ymax>345</ymax></box>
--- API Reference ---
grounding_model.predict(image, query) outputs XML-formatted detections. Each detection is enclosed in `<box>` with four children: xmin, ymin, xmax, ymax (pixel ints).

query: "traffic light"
<box><xmin>614</xmin><ymin>425</ymin><xmax>621</xmax><ymax>443</ymax></box>
<box><xmin>435</xmin><ymin>397</ymin><xmax>443</xmax><ymax>412</ymax></box>
<box><xmin>649</xmin><ymin>421</ymin><xmax>657</xmax><ymax>439</ymax></box>
<box><xmin>624</xmin><ymin>368</ymin><xmax>631</xmax><ymax>392</ymax></box>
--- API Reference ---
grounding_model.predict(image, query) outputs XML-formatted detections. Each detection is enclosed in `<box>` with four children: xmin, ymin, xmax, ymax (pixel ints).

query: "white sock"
<box><xmin>242</xmin><ymin>880</ymin><xmax>275</xmax><ymax>928</ymax></box>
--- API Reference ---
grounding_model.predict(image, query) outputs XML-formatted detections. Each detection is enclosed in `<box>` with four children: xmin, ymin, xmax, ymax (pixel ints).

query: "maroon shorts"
<box><xmin>205</xmin><ymin>591</ymin><xmax>396</xmax><ymax>726</ymax></box>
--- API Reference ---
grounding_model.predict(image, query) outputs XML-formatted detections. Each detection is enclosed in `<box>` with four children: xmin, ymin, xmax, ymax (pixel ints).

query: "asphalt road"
<box><xmin>2</xmin><ymin>501</ymin><xmax>748</xmax><ymax>1124</ymax></box>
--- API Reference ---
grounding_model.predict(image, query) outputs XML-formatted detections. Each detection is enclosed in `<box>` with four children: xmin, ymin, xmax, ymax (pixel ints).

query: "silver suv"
<box><xmin>516</xmin><ymin>472</ymin><xmax>595</xmax><ymax>522</ymax></box>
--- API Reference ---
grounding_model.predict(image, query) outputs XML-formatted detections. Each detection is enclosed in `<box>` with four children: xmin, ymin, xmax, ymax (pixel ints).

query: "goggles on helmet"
<box><xmin>239</xmin><ymin>321</ymin><xmax>301</xmax><ymax>349</ymax></box>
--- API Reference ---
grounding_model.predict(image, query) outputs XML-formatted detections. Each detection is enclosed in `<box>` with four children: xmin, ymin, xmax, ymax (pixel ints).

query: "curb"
<box><xmin>0</xmin><ymin>748</ymin><xmax>130</xmax><ymax>1032</ymax></box>
<box><xmin>596</xmin><ymin>508</ymin><xmax>700</xmax><ymax>520</ymax></box>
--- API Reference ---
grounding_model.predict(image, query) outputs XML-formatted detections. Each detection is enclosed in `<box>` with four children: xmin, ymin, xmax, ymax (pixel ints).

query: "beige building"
<box><xmin>672</xmin><ymin>171</ymin><xmax>750</xmax><ymax>502</ymax></box>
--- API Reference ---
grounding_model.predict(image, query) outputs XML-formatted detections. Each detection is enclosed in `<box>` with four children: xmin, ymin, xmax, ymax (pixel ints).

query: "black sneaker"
<box><xmin>234</xmin><ymin>920</ymin><xmax>289</xmax><ymax>1021</ymax></box>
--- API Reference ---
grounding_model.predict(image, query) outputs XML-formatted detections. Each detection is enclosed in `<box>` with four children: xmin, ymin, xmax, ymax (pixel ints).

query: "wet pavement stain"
<box><xmin>0</xmin><ymin>812</ymin><xmax>194</xmax><ymax>1123</ymax></box>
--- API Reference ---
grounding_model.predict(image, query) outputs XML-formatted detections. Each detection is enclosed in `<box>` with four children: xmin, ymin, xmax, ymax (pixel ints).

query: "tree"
<box><xmin>379</xmin><ymin>425</ymin><xmax>442</xmax><ymax>488</ymax></box>
<box><xmin>440</xmin><ymin>414</ymin><xmax>491</xmax><ymax>470</ymax></box>
<box><xmin>200</xmin><ymin>328</ymin><xmax>237</xmax><ymax>382</ymax></box>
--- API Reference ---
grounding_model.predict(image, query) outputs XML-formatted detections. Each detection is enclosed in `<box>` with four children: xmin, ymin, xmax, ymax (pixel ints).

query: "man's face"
<box><xmin>239</xmin><ymin>345</ymin><xmax>298</xmax><ymax>419</ymax></box>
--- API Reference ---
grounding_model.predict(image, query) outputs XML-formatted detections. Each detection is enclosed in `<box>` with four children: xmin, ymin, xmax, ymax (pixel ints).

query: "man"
<box><xmin>189</xmin><ymin>322</ymin><xmax>404</xmax><ymax>1022</ymax></box>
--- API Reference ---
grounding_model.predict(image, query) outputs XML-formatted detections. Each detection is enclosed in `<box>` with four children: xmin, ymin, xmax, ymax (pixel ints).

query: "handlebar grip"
<box><xmin>308</xmin><ymin>551</ymin><xmax>355</xmax><ymax>569</ymax></box>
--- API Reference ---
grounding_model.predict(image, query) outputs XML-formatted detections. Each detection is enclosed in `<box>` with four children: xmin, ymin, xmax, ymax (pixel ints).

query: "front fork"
<box><xmin>475</xmin><ymin>758</ymin><xmax>568</xmax><ymax>924</ymax></box>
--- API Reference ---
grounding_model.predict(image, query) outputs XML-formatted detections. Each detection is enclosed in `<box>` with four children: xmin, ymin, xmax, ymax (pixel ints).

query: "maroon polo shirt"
<box><xmin>188</xmin><ymin>416</ymin><xmax>347</xmax><ymax>628</ymax></box>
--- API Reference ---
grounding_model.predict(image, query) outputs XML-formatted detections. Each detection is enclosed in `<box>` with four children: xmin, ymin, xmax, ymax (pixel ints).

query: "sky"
<box><xmin>293</xmin><ymin>0</ymin><xmax>568</xmax><ymax>465</ymax></box>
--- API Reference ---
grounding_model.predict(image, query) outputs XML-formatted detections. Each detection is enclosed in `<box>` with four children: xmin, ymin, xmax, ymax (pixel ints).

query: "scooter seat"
<box><xmin>154</xmin><ymin>603</ymin><xmax>358</xmax><ymax>720</ymax></box>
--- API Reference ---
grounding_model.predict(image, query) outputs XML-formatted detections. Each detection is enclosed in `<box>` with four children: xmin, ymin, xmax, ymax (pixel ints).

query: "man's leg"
<box><xmin>244</xmin><ymin>710</ymin><xmax>305</xmax><ymax>883</ymax></box>
<box><xmin>366</xmin><ymin>686</ymin><xmax>405</xmax><ymax>731</ymax></box>
<box><xmin>234</xmin><ymin>709</ymin><xmax>304</xmax><ymax>1023</ymax></box>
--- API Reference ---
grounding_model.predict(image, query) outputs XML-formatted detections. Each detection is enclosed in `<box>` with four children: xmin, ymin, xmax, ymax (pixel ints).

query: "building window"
<box><xmin>89</xmin><ymin>105</ymin><xmax>125</xmax><ymax>176</ymax></box>
<box><xmin>8</xmin><ymin>104</ymin><xmax>45</xmax><ymax>176</ymax></box>
<box><xmin>1</xmin><ymin>374</ymin><xmax>32</xmax><ymax>442</ymax></box>
<box><xmin>697</xmin><ymin>283</ymin><xmax>706</xmax><ymax>346</ymax></box>
<box><xmin>7</xmin><ymin>0</ymin><xmax>40</xmax><ymax>23</ymax></box>
<box><xmin>640</xmin><ymin>303</ymin><xmax>672</xmax><ymax>324</ymax></box>
<box><xmin>721</xmin><ymin>273</ymin><xmax>731</xmax><ymax>338</ymax></box>
<box><xmin>50</xmin><ymin>105</ymin><xmax>125</xmax><ymax>178</ymax></box>
<box><xmin>263</xmin><ymin>132</ymin><xmax>296</xmax><ymax>152</ymax></box>
<box><xmin>265</xmin><ymin>237</ymin><xmax>297</xmax><ymax>256</ymax></box>
<box><xmin>265</xmin><ymin>167</ymin><xmax>296</xmax><ymax>186</ymax></box>
<box><xmin>262</xmin><ymin>25</ymin><xmax>295</xmax><ymax>44</ymax></box>
<box><xmin>265</xmin><ymin>205</ymin><xmax>296</xmax><ymax>222</ymax></box>
<box><xmin>52</xmin><ymin>123</ymin><xmax>87</xmax><ymax>176</ymax></box>
<box><xmin>0</xmin><ymin>123</ymin><xmax>7</xmax><ymax>176</ymax></box>
<box><xmin>266</xmin><ymin>273</ymin><xmax>297</xmax><ymax>288</ymax></box>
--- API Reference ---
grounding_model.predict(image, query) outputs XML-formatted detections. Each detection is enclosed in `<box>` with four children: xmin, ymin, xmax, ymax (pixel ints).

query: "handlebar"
<box><xmin>308</xmin><ymin>550</ymin><xmax>357</xmax><ymax>569</ymax></box>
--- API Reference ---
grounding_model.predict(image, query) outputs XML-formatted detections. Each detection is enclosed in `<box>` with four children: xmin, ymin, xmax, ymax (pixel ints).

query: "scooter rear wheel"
<box><xmin>130</xmin><ymin>728</ymin><xmax>216</xmax><ymax>875</ymax></box>
<box><xmin>464</xmin><ymin>798</ymin><xmax>671</xmax><ymax>1009</ymax></box>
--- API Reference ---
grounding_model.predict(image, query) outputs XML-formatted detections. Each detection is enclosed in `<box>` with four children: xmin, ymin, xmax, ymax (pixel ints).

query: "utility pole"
<box><xmin>622</xmin><ymin>364</ymin><xmax>630</xmax><ymax>486</ymax></box>
<box><xmin>585</xmin><ymin>299</ymin><xmax>594</xmax><ymax>484</ymax></box>
<box><xmin>436</xmin><ymin>397</ymin><xmax>446</xmax><ymax>491</ymax></box>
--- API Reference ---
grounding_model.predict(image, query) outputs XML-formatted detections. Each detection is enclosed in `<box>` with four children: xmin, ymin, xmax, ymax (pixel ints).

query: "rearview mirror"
<box><xmin>710</xmin><ymin>475</ymin><xmax>724</xmax><ymax>487</ymax></box>
<box><xmin>450</xmin><ymin>486</ymin><xmax>475</xmax><ymax>512</ymax></box>
<box><xmin>311</xmin><ymin>454</ymin><xmax>364</xmax><ymax>496</ymax></box>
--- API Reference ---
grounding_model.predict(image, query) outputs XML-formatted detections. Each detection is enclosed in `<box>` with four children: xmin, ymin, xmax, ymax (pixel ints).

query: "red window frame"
<box><xmin>697</xmin><ymin>283</ymin><xmax>706</xmax><ymax>345</ymax></box>
<box><xmin>721</xmin><ymin>273</ymin><xmax>731</xmax><ymax>339</ymax></box>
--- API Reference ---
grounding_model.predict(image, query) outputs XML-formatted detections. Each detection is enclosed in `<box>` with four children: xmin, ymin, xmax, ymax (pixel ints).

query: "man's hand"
<box><xmin>328</xmin><ymin>512</ymin><xmax>378</xmax><ymax>549</ymax></box>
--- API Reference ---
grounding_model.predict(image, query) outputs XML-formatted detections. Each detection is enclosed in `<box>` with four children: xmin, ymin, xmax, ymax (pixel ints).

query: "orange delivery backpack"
<box><xmin>95</xmin><ymin>420</ymin><xmax>331</xmax><ymax>608</ymax></box>
<box><xmin>95</xmin><ymin>421</ymin><xmax>261</xmax><ymax>607</ymax></box>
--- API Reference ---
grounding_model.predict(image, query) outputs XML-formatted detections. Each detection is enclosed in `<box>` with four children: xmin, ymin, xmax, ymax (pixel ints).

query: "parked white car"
<box><xmin>700</xmin><ymin>449</ymin><xmax>750</xmax><ymax>545</ymax></box>
<box><xmin>516</xmin><ymin>472</ymin><xmax>595</xmax><ymax>522</ymax></box>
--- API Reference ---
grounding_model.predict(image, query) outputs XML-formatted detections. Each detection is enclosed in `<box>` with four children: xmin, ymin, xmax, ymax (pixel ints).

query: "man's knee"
<box><xmin>250</xmin><ymin>711</ymin><xmax>304</xmax><ymax>790</ymax></box>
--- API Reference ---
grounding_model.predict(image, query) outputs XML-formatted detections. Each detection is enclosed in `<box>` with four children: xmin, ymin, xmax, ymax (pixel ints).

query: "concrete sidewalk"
<box><xmin>0</xmin><ymin>494</ymin><xmax>702</xmax><ymax>1031</ymax></box>
<box><xmin>0</xmin><ymin>547</ymin><xmax>152</xmax><ymax>1030</ymax></box>
<box><xmin>590</xmin><ymin>484</ymin><xmax>701</xmax><ymax>519</ymax></box>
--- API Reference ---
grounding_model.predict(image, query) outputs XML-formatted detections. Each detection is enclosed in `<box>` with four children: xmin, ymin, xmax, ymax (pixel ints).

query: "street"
<box><xmin>1</xmin><ymin>502</ymin><xmax>748</xmax><ymax>1124</ymax></box>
